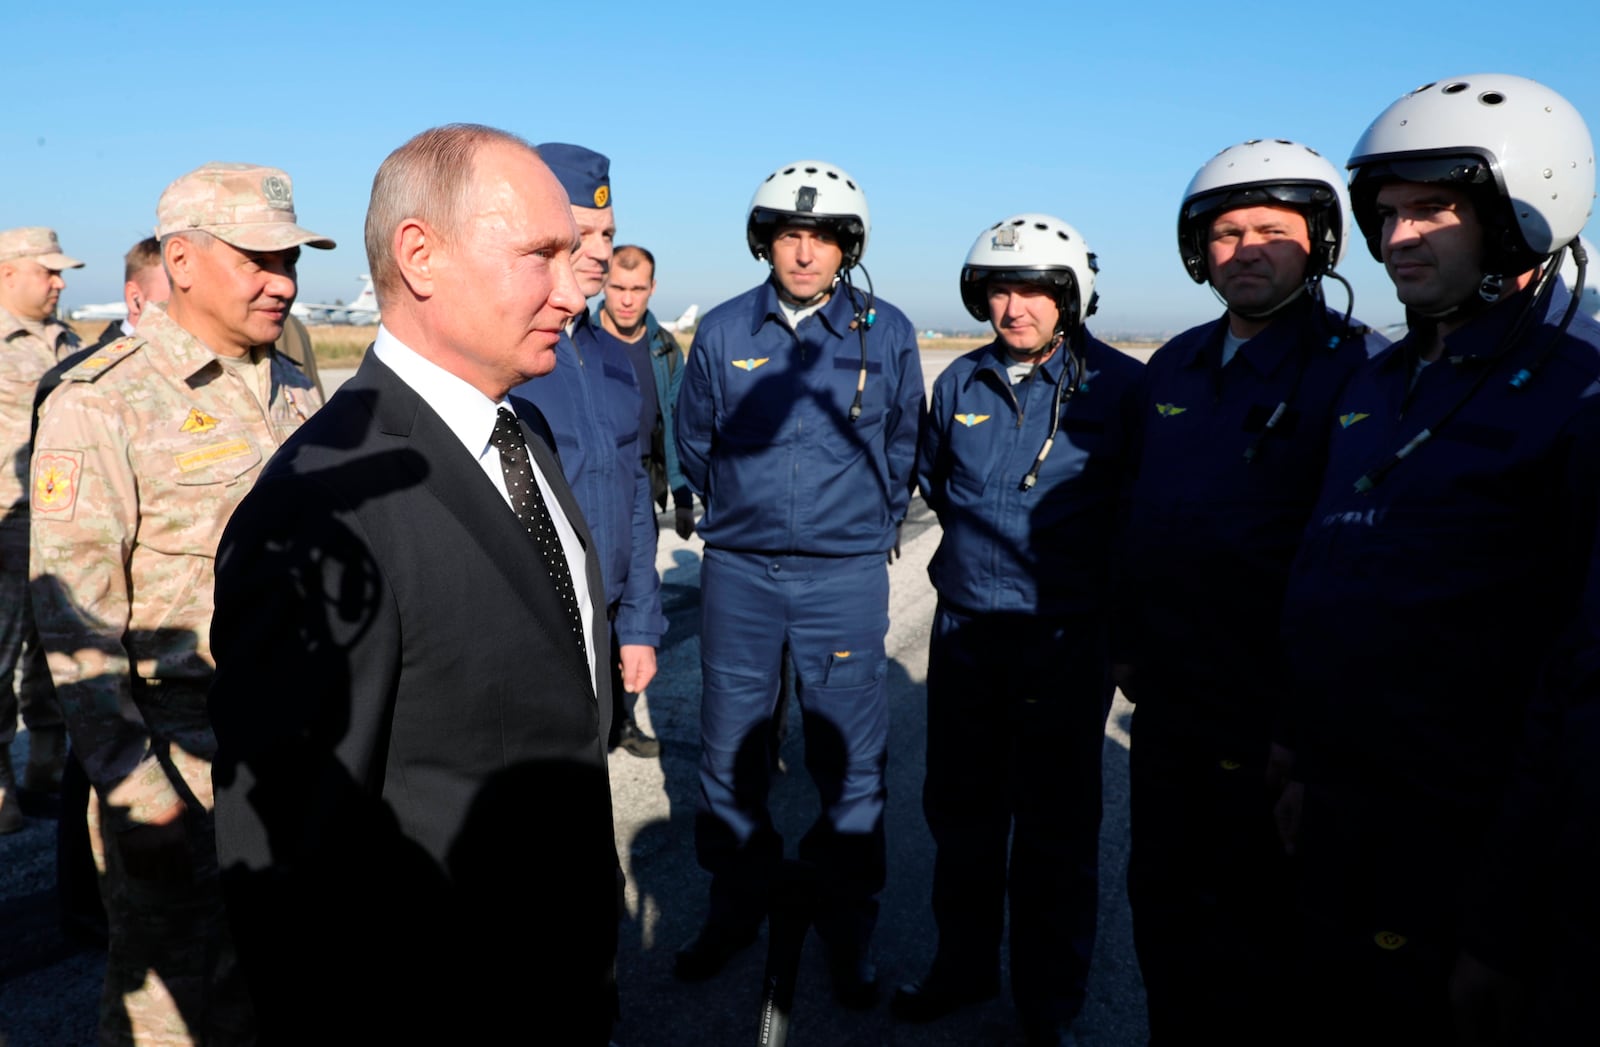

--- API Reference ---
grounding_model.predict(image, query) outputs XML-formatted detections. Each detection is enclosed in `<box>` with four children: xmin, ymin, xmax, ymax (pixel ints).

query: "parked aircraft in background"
<box><xmin>70</xmin><ymin>276</ymin><xmax>381</xmax><ymax>327</ymax></box>
<box><xmin>292</xmin><ymin>275</ymin><xmax>379</xmax><ymax>325</ymax></box>
<box><xmin>660</xmin><ymin>303</ymin><xmax>698</xmax><ymax>333</ymax></box>
<box><xmin>68</xmin><ymin>301</ymin><xmax>127</xmax><ymax>322</ymax></box>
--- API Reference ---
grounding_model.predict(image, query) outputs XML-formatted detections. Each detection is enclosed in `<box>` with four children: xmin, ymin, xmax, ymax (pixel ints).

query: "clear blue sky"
<box><xmin>4</xmin><ymin>1</ymin><xmax>1595</xmax><ymax>337</ymax></box>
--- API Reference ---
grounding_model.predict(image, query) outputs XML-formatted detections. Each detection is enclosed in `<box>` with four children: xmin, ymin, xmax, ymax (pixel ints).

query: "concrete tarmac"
<box><xmin>604</xmin><ymin>501</ymin><xmax>1148</xmax><ymax>1047</ymax></box>
<box><xmin>0</xmin><ymin>345</ymin><xmax>1152</xmax><ymax>1046</ymax></box>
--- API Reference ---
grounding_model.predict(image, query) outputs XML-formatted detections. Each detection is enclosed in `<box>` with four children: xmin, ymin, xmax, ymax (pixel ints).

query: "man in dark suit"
<box><xmin>209</xmin><ymin>124</ymin><xmax>619</xmax><ymax>1044</ymax></box>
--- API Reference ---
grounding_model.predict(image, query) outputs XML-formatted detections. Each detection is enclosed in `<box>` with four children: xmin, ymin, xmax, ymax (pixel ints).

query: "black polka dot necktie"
<box><xmin>492</xmin><ymin>407</ymin><xmax>587</xmax><ymax>659</ymax></box>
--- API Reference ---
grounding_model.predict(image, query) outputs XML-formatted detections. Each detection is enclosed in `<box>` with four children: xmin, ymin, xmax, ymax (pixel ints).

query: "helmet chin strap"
<box><xmin>1012</xmin><ymin>330</ymin><xmax>1065</xmax><ymax>361</ymax></box>
<box><xmin>1407</xmin><ymin>273</ymin><xmax>1505</xmax><ymax>325</ymax></box>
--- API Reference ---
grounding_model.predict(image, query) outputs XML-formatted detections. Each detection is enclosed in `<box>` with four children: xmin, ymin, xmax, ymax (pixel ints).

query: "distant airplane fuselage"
<box><xmin>68</xmin><ymin>302</ymin><xmax>127</xmax><ymax>322</ymax></box>
<box><xmin>292</xmin><ymin>275</ymin><xmax>379</xmax><ymax>325</ymax></box>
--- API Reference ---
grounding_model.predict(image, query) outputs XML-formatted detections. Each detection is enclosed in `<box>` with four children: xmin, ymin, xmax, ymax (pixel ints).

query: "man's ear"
<box><xmin>164</xmin><ymin>236</ymin><xmax>198</xmax><ymax>292</ymax></box>
<box><xmin>393</xmin><ymin>219</ymin><xmax>439</xmax><ymax>300</ymax></box>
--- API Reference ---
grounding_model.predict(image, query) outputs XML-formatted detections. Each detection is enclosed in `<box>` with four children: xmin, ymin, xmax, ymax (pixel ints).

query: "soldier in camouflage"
<box><xmin>29</xmin><ymin>163</ymin><xmax>333</xmax><ymax>1046</ymax></box>
<box><xmin>0</xmin><ymin>226</ymin><xmax>83</xmax><ymax>833</ymax></box>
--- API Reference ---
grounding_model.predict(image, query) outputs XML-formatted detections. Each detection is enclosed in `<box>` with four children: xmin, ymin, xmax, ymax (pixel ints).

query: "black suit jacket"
<box><xmin>210</xmin><ymin>351</ymin><xmax>618</xmax><ymax>1044</ymax></box>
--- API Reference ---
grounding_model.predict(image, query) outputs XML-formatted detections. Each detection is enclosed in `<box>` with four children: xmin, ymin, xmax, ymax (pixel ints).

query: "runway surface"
<box><xmin>0</xmin><ymin>346</ymin><xmax>1153</xmax><ymax>1046</ymax></box>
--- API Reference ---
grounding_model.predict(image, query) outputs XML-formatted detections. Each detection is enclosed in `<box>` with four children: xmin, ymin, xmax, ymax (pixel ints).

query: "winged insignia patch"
<box><xmin>180</xmin><ymin>408</ymin><xmax>220</xmax><ymax>433</ymax></box>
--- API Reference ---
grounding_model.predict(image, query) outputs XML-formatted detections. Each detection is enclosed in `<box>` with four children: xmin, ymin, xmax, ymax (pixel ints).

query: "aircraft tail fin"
<box><xmin>350</xmin><ymin>275</ymin><xmax>377</xmax><ymax>314</ymax></box>
<box><xmin>664</xmin><ymin>304</ymin><xmax>698</xmax><ymax>332</ymax></box>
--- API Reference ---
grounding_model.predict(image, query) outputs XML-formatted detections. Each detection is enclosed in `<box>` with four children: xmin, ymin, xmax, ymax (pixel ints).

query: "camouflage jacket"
<box><xmin>29</xmin><ymin>302</ymin><xmax>320</xmax><ymax>829</ymax></box>
<box><xmin>0</xmin><ymin>305</ymin><xmax>78</xmax><ymax>534</ymax></box>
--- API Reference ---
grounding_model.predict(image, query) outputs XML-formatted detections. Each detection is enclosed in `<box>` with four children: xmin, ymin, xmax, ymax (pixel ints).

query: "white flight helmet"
<box><xmin>1347</xmin><ymin>74</ymin><xmax>1596</xmax><ymax>275</ymax></box>
<box><xmin>746</xmin><ymin>160</ymin><xmax>870</xmax><ymax>268</ymax></box>
<box><xmin>1178</xmin><ymin>139</ymin><xmax>1351</xmax><ymax>284</ymax></box>
<box><xmin>960</xmin><ymin>213</ymin><xmax>1099</xmax><ymax>332</ymax></box>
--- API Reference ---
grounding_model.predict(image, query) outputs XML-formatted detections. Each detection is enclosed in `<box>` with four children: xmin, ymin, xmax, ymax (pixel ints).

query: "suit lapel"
<box><xmin>355</xmin><ymin>354</ymin><xmax>596</xmax><ymax>698</ymax></box>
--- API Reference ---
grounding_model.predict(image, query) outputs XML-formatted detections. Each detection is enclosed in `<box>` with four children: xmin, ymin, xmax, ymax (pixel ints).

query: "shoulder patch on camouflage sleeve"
<box><xmin>62</xmin><ymin>337</ymin><xmax>143</xmax><ymax>383</ymax></box>
<box><xmin>32</xmin><ymin>450</ymin><xmax>83</xmax><ymax>519</ymax></box>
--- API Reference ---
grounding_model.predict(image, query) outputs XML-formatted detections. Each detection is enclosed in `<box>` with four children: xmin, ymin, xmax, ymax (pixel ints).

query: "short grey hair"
<box><xmin>364</xmin><ymin>123</ymin><xmax>538</xmax><ymax>305</ymax></box>
<box><xmin>159</xmin><ymin>228</ymin><xmax>216</xmax><ymax>282</ymax></box>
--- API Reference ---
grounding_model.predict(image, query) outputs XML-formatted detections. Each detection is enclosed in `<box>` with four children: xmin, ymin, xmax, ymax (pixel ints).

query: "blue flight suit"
<box><xmin>914</xmin><ymin>331</ymin><xmax>1143</xmax><ymax>1033</ymax></box>
<box><xmin>513</xmin><ymin>312</ymin><xmax>665</xmax><ymax>655</ymax></box>
<box><xmin>675</xmin><ymin>278</ymin><xmax>923</xmax><ymax>952</ymax></box>
<box><xmin>1462</xmin><ymin>510</ymin><xmax>1600</xmax><ymax>1044</ymax></box>
<box><xmin>1279</xmin><ymin>287</ymin><xmax>1600</xmax><ymax>1045</ymax></box>
<box><xmin>1473</xmin><ymin>282</ymin><xmax>1600</xmax><ymax>1016</ymax></box>
<box><xmin>1119</xmin><ymin>297</ymin><xmax>1382</xmax><ymax>1044</ymax></box>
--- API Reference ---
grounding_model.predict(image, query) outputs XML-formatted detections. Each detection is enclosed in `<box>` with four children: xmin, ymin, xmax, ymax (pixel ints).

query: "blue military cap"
<box><xmin>538</xmin><ymin>143</ymin><xmax>611</xmax><ymax>209</ymax></box>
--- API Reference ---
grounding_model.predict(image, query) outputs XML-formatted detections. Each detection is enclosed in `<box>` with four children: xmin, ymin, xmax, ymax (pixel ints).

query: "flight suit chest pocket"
<box><xmin>602</xmin><ymin>362</ymin><xmax>642</xmax><ymax>451</ymax></box>
<box><xmin>1059</xmin><ymin>415</ymin><xmax>1109</xmax><ymax>451</ymax></box>
<box><xmin>718</xmin><ymin>357</ymin><xmax>792</xmax><ymax>447</ymax></box>
<box><xmin>812</xmin><ymin>353</ymin><xmax>887</xmax><ymax>464</ymax></box>
<box><xmin>1438</xmin><ymin>420</ymin><xmax>1516</xmax><ymax>453</ymax></box>
<box><xmin>946</xmin><ymin>415</ymin><xmax>1003</xmax><ymax>495</ymax></box>
<box><xmin>550</xmin><ymin>425</ymin><xmax>587</xmax><ymax>477</ymax></box>
<box><xmin>830</xmin><ymin>354</ymin><xmax>886</xmax><ymax>425</ymax></box>
<box><xmin>1242</xmin><ymin>403</ymin><xmax>1301</xmax><ymax>437</ymax></box>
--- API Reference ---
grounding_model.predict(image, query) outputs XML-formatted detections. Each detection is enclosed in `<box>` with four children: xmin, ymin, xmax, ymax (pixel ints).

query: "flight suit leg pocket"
<box><xmin>822</xmin><ymin>648</ymin><xmax>884</xmax><ymax>688</ymax></box>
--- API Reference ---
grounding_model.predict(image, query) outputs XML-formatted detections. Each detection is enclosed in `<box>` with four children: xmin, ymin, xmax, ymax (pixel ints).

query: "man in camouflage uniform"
<box><xmin>30</xmin><ymin>163</ymin><xmax>332</xmax><ymax>1045</ymax></box>
<box><xmin>0</xmin><ymin>226</ymin><xmax>82</xmax><ymax>832</ymax></box>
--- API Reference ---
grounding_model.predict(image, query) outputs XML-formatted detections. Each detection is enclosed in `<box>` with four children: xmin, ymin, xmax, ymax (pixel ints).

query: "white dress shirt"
<box><xmin>372</xmin><ymin>326</ymin><xmax>597</xmax><ymax>691</ymax></box>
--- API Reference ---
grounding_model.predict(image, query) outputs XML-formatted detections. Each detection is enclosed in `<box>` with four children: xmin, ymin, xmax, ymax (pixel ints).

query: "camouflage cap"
<box><xmin>0</xmin><ymin>227</ymin><xmax>84</xmax><ymax>269</ymax></box>
<box><xmin>155</xmin><ymin>162</ymin><xmax>336</xmax><ymax>252</ymax></box>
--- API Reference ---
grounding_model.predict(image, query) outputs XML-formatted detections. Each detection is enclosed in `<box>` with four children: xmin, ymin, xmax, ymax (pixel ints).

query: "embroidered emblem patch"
<box><xmin>33</xmin><ymin>451</ymin><xmax>82</xmax><ymax>516</ymax></box>
<box><xmin>1373</xmin><ymin>931</ymin><xmax>1407</xmax><ymax>951</ymax></box>
<box><xmin>1156</xmin><ymin>403</ymin><xmax>1187</xmax><ymax>417</ymax></box>
<box><xmin>262</xmin><ymin>174</ymin><xmax>292</xmax><ymax>208</ymax></box>
<box><xmin>955</xmin><ymin>413</ymin><xmax>991</xmax><ymax>427</ymax></box>
<box><xmin>180</xmin><ymin>408</ymin><xmax>220</xmax><ymax>433</ymax></box>
<box><xmin>1339</xmin><ymin>412</ymin><xmax>1370</xmax><ymax>428</ymax></box>
<box><xmin>732</xmin><ymin>358</ymin><xmax>770</xmax><ymax>371</ymax></box>
<box><xmin>593</xmin><ymin>185</ymin><xmax>610</xmax><ymax>208</ymax></box>
<box><xmin>833</xmin><ymin>651</ymin><xmax>852</xmax><ymax>659</ymax></box>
